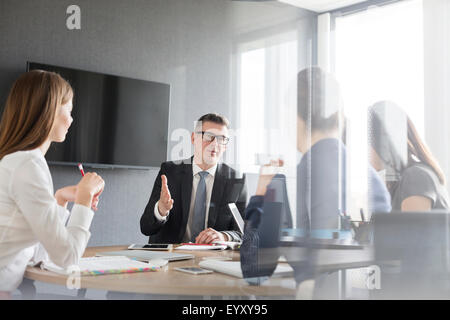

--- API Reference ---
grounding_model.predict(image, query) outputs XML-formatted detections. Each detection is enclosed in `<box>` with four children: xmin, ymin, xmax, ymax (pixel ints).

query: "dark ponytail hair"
<box><xmin>297</xmin><ymin>66</ymin><xmax>343</xmax><ymax>133</ymax></box>
<box><xmin>407</xmin><ymin>117</ymin><xmax>446</xmax><ymax>184</ymax></box>
<box><xmin>368</xmin><ymin>101</ymin><xmax>445</xmax><ymax>185</ymax></box>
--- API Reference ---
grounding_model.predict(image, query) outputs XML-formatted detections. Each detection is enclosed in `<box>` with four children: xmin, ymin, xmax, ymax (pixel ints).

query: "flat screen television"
<box><xmin>27</xmin><ymin>62</ymin><xmax>170</xmax><ymax>169</ymax></box>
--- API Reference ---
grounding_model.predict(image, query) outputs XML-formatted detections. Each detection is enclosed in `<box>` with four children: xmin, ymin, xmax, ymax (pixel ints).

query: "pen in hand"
<box><xmin>77</xmin><ymin>163</ymin><xmax>100</xmax><ymax>211</ymax></box>
<box><xmin>78</xmin><ymin>163</ymin><xmax>85</xmax><ymax>176</ymax></box>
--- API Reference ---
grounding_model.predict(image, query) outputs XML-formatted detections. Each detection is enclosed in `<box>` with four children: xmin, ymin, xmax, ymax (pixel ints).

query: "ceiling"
<box><xmin>232</xmin><ymin>0</ymin><xmax>368</xmax><ymax>13</ymax></box>
<box><xmin>278</xmin><ymin>0</ymin><xmax>366</xmax><ymax>12</ymax></box>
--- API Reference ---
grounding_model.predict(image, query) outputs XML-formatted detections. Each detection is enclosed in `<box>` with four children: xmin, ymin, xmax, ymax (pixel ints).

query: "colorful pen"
<box><xmin>77</xmin><ymin>163</ymin><xmax>85</xmax><ymax>176</ymax></box>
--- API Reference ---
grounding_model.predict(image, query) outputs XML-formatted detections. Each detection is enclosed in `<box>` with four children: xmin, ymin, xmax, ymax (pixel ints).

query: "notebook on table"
<box><xmin>198</xmin><ymin>260</ymin><xmax>294</xmax><ymax>278</ymax></box>
<box><xmin>96</xmin><ymin>250</ymin><xmax>194</xmax><ymax>262</ymax></box>
<box><xmin>41</xmin><ymin>256</ymin><xmax>160</xmax><ymax>276</ymax></box>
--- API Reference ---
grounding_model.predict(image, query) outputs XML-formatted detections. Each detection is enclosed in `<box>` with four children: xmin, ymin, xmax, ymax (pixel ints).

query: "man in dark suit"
<box><xmin>140</xmin><ymin>113</ymin><xmax>247</xmax><ymax>244</ymax></box>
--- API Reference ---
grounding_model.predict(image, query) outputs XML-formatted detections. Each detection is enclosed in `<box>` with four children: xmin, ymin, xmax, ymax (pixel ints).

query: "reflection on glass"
<box><xmin>368</xmin><ymin>101</ymin><xmax>449</xmax><ymax>212</ymax></box>
<box><xmin>240</xmin><ymin>67</ymin><xmax>391</xmax><ymax>294</ymax></box>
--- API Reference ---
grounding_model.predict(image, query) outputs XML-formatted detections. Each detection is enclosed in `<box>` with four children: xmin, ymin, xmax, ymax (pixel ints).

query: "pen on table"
<box><xmin>77</xmin><ymin>163</ymin><xmax>85</xmax><ymax>176</ymax></box>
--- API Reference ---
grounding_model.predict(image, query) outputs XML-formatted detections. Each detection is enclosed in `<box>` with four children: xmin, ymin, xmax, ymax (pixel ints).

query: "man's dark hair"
<box><xmin>297</xmin><ymin>66</ymin><xmax>342</xmax><ymax>132</ymax></box>
<box><xmin>197</xmin><ymin>113</ymin><xmax>230</xmax><ymax>128</ymax></box>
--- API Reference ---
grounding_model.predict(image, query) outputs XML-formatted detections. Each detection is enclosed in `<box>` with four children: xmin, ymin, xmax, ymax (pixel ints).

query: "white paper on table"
<box><xmin>175</xmin><ymin>244</ymin><xmax>227</xmax><ymax>251</ymax></box>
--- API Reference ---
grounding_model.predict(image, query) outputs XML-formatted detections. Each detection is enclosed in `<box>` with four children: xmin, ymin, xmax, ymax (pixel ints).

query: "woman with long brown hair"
<box><xmin>368</xmin><ymin>100</ymin><xmax>449</xmax><ymax>211</ymax></box>
<box><xmin>0</xmin><ymin>70</ymin><xmax>105</xmax><ymax>298</ymax></box>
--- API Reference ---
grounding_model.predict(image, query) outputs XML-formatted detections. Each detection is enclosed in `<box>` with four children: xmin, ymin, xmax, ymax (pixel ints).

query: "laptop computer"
<box><xmin>96</xmin><ymin>250</ymin><xmax>194</xmax><ymax>262</ymax></box>
<box><xmin>198</xmin><ymin>260</ymin><xmax>293</xmax><ymax>278</ymax></box>
<box><xmin>372</xmin><ymin>210</ymin><xmax>450</xmax><ymax>261</ymax></box>
<box><xmin>227</xmin><ymin>203</ymin><xmax>245</xmax><ymax>233</ymax></box>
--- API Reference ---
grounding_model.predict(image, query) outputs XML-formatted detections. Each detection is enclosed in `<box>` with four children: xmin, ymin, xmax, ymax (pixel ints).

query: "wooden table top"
<box><xmin>24</xmin><ymin>245</ymin><xmax>297</xmax><ymax>296</ymax></box>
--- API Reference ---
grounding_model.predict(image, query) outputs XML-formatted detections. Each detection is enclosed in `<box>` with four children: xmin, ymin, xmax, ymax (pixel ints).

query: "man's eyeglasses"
<box><xmin>195</xmin><ymin>131</ymin><xmax>230</xmax><ymax>145</ymax></box>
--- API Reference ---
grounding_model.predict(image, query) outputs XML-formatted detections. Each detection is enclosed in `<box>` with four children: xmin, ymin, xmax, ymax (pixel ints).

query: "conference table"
<box><xmin>24</xmin><ymin>245</ymin><xmax>298</xmax><ymax>298</ymax></box>
<box><xmin>24</xmin><ymin>244</ymin><xmax>377</xmax><ymax>299</ymax></box>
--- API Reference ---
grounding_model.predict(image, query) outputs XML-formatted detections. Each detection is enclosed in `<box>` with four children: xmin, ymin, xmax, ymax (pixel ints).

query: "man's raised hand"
<box><xmin>158</xmin><ymin>175</ymin><xmax>174</xmax><ymax>216</ymax></box>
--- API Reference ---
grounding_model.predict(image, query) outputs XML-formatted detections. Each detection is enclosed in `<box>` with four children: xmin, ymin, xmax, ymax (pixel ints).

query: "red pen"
<box><xmin>77</xmin><ymin>163</ymin><xmax>85</xmax><ymax>176</ymax></box>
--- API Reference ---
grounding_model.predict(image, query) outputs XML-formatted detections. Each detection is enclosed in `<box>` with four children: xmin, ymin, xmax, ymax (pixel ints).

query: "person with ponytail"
<box><xmin>240</xmin><ymin>67</ymin><xmax>392</xmax><ymax>287</ymax></box>
<box><xmin>368</xmin><ymin>101</ymin><xmax>449</xmax><ymax>211</ymax></box>
<box><xmin>0</xmin><ymin>70</ymin><xmax>105</xmax><ymax>298</ymax></box>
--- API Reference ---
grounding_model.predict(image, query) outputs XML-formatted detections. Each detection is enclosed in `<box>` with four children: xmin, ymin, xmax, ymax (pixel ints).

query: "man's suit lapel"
<box><xmin>208</xmin><ymin>163</ymin><xmax>226</xmax><ymax>228</ymax></box>
<box><xmin>180</xmin><ymin>159</ymin><xmax>193</xmax><ymax>240</ymax></box>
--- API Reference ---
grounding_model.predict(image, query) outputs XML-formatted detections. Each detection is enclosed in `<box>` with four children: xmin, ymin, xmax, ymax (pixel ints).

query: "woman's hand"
<box><xmin>55</xmin><ymin>184</ymin><xmax>103</xmax><ymax>211</ymax></box>
<box><xmin>91</xmin><ymin>190</ymin><xmax>102</xmax><ymax>211</ymax></box>
<box><xmin>255</xmin><ymin>159</ymin><xmax>284</xmax><ymax>196</ymax></box>
<box><xmin>55</xmin><ymin>186</ymin><xmax>77</xmax><ymax>208</ymax></box>
<box><xmin>75</xmin><ymin>172</ymin><xmax>105</xmax><ymax>210</ymax></box>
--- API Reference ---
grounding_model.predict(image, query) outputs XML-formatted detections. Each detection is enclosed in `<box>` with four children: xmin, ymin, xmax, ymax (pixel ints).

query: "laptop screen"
<box><xmin>227</xmin><ymin>203</ymin><xmax>245</xmax><ymax>234</ymax></box>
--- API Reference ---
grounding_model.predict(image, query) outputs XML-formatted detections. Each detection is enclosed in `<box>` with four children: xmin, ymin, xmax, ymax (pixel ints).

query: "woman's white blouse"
<box><xmin>0</xmin><ymin>149</ymin><xmax>94</xmax><ymax>291</ymax></box>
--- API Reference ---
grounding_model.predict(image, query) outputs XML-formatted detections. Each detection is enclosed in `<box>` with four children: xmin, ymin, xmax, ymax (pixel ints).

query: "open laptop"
<box><xmin>198</xmin><ymin>260</ymin><xmax>293</xmax><ymax>278</ymax></box>
<box><xmin>372</xmin><ymin>210</ymin><xmax>450</xmax><ymax>261</ymax></box>
<box><xmin>96</xmin><ymin>250</ymin><xmax>194</xmax><ymax>262</ymax></box>
<box><xmin>228</xmin><ymin>203</ymin><xmax>245</xmax><ymax>233</ymax></box>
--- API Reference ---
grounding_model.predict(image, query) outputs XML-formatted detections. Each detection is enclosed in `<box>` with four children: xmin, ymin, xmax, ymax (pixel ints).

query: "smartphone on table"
<box><xmin>174</xmin><ymin>267</ymin><xmax>213</xmax><ymax>275</ymax></box>
<box><xmin>128</xmin><ymin>244</ymin><xmax>173</xmax><ymax>251</ymax></box>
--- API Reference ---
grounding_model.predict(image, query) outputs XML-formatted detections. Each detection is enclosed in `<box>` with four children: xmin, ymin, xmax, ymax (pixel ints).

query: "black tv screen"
<box><xmin>27</xmin><ymin>62</ymin><xmax>170</xmax><ymax>168</ymax></box>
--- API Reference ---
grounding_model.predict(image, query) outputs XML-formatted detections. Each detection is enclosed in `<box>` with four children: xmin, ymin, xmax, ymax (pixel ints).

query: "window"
<box><xmin>236</xmin><ymin>31</ymin><xmax>299</xmax><ymax>224</ymax></box>
<box><xmin>333</xmin><ymin>0</ymin><xmax>424</xmax><ymax>218</ymax></box>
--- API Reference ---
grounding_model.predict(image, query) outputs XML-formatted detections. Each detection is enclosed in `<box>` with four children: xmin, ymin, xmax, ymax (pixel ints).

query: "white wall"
<box><xmin>423</xmin><ymin>0</ymin><xmax>450</xmax><ymax>190</ymax></box>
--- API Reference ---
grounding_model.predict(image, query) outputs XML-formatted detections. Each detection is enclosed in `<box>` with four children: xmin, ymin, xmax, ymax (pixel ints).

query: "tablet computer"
<box><xmin>174</xmin><ymin>267</ymin><xmax>213</xmax><ymax>275</ymax></box>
